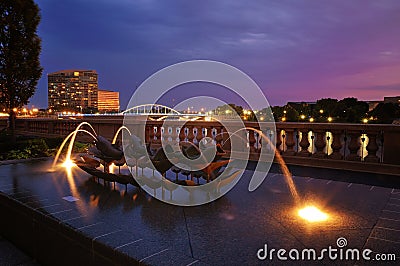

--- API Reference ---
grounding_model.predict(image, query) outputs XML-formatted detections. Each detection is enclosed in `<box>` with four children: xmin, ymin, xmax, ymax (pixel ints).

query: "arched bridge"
<box><xmin>122</xmin><ymin>104</ymin><xmax>207</xmax><ymax>120</ymax></box>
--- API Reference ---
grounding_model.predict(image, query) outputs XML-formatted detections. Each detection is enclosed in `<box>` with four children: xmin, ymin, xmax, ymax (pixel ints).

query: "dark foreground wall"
<box><xmin>0</xmin><ymin>193</ymin><xmax>140</xmax><ymax>266</ymax></box>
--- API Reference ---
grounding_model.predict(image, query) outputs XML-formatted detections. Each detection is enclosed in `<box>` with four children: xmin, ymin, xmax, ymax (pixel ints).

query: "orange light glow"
<box><xmin>62</xmin><ymin>159</ymin><xmax>76</xmax><ymax>169</ymax></box>
<box><xmin>298</xmin><ymin>205</ymin><xmax>328</xmax><ymax>222</ymax></box>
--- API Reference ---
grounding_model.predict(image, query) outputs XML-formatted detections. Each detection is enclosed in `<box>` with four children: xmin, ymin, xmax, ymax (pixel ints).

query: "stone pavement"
<box><xmin>0</xmin><ymin>159</ymin><xmax>399</xmax><ymax>265</ymax></box>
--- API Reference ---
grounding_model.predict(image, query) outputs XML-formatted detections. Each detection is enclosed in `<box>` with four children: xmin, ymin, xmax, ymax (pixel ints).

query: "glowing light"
<box><xmin>309</xmin><ymin>118</ymin><xmax>314</xmax><ymax>122</ymax></box>
<box><xmin>327</xmin><ymin>117</ymin><xmax>333</xmax><ymax>122</ymax></box>
<box><xmin>319</xmin><ymin>109</ymin><xmax>324</xmax><ymax>114</ymax></box>
<box><xmin>283</xmin><ymin>110</ymin><xmax>287</xmax><ymax>114</ymax></box>
<box><xmin>362</xmin><ymin>118</ymin><xmax>368</xmax><ymax>124</ymax></box>
<box><xmin>300</xmin><ymin>114</ymin><xmax>306</xmax><ymax>119</ymax></box>
<box><xmin>281</xmin><ymin>117</ymin><xmax>286</xmax><ymax>122</ymax></box>
<box><xmin>62</xmin><ymin>159</ymin><xmax>76</xmax><ymax>169</ymax></box>
<box><xmin>32</xmin><ymin>108</ymin><xmax>39</xmax><ymax>112</ymax></box>
<box><xmin>298</xmin><ymin>205</ymin><xmax>328</xmax><ymax>222</ymax></box>
<box><xmin>13</xmin><ymin>108</ymin><xmax>17</xmax><ymax>112</ymax></box>
<box><xmin>109</xmin><ymin>163</ymin><xmax>115</xmax><ymax>173</ymax></box>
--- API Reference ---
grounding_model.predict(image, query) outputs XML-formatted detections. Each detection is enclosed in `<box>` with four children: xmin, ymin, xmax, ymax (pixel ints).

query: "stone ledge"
<box><xmin>0</xmin><ymin>192</ymin><xmax>141</xmax><ymax>266</ymax></box>
<box><xmin>280</xmin><ymin>155</ymin><xmax>400</xmax><ymax>176</ymax></box>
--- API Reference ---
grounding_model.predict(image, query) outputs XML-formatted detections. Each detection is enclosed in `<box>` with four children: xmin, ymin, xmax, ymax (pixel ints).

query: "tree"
<box><xmin>213</xmin><ymin>104</ymin><xmax>243</xmax><ymax>116</ymax></box>
<box><xmin>0</xmin><ymin>0</ymin><xmax>42</xmax><ymax>139</ymax></box>
<box><xmin>314</xmin><ymin>98</ymin><xmax>338</xmax><ymax>117</ymax></box>
<box><xmin>337</xmin><ymin>97</ymin><xmax>368</xmax><ymax>123</ymax></box>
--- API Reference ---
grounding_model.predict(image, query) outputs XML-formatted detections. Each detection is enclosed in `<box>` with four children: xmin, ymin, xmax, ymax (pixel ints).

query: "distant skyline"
<box><xmin>31</xmin><ymin>0</ymin><xmax>400</xmax><ymax>109</ymax></box>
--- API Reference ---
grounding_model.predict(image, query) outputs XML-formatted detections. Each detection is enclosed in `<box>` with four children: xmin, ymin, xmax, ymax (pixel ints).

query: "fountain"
<box><xmin>221</xmin><ymin>126</ymin><xmax>329</xmax><ymax>222</ymax></box>
<box><xmin>52</xmin><ymin>122</ymin><xmax>231</xmax><ymax>194</ymax></box>
<box><xmin>51</xmin><ymin>122</ymin><xmax>329</xmax><ymax>221</ymax></box>
<box><xmin>52</xmin><ymin>122</ymin><xmax>98</xmax><ymax>169</ymax></box>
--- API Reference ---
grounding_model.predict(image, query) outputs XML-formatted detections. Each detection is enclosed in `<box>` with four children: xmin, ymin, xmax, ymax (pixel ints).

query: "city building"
<box><xmin>98</xmin><ymin>89</ymin><xmax>120</xmax><ymax>112</ymax></box>
<box><xmin>48</xmin><ymin>70</ymin><xmax>98</xmax><ymax>112</ymax></box>
<box><xmin>384</xmin><ymin>96</ymin><xmax>400</xmax><ymax>104</ymax></box>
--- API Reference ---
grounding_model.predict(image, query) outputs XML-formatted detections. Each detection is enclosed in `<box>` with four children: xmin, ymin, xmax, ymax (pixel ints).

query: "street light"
<box><xmin>319</xmin><ymin>109</ymin><xmax>324</xmax><ymax>114</ymax></box>
<box><xmin>300</xmin><ymin>114</ymin><xmax>306</xmax><ymax>120</ymax></box>
<box><xmin>327</xmin><ymin>117</ymin><xmax>333</xmax><ymax>122</ymax></box>
<box><xmin>309</xmin><ymin>118</ymin><xmax>314</xmax><ymax>122</ymax></box>
<box><xmin>362</xmin><ymin>118</ymin><xmax>368</xmax><ymax>123</ymax></box>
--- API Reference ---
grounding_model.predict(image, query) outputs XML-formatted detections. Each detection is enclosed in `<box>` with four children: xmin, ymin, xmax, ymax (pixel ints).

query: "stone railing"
<box><xmin>13</xmin><ymin>117</ymin><xmax>400</xmax><ymax>174</ymax></box>
<box><xmin>143</xmin><ymin>120</ymin><xmax>400</xmax><ymax>166</ymax></box>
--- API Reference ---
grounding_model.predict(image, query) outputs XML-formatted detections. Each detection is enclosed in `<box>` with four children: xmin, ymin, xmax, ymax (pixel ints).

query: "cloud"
<box><xmin>31</xmin><ymin>0</ymin><xmax>400</xmax><ymax>108</ymax></box>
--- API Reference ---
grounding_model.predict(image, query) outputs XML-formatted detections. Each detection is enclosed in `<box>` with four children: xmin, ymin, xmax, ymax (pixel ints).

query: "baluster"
<box><xmin>171</xmin><ymin>127</ymin><xmax>179</xmax><ymax>144</ymax></box>
<box><xmin>164</xmin><ymin>127</ymin><xmax>171</xmax><ymax>144</ymax></box>
<box><xmin>313</xmin><ymin>130</ymin><xmax>326</xmax><ymax>158</ymax></box>
<box><xmin>329</xmin><ymin>130</ymin><xmax>343</xmax><ymax>160</ymax></box>
<box><xmin>257</xmin><ymin>131</ymin><xmax>262</xmax><ymax>153</ymax></box>
<box><xmin>298</xmin><ymin>129</ymin><xmax>311</xmax><ymax>156</ymax></box>
<box><xmin>206</xmin><ymin>126</ymin><xmax>213</xmax><ymax>142</ymax></box>
<box><xmin>187</xmin><ymin>126</ymin><xmax>195</xmax><ymax>143</ymax></box>
<box><xmin>145</xmin><ymin>124</ymin><xmax>152</xmax><ymax>144</ymax></box>
<box><xmin>215</xmin><ymin>127</ymin><xmax>223</xmax><ymax>145</ymax></box>
<box><xmin>346</xmin><ymin>131</ymin><xmax>361</xmax><ymax>161</ymax></box>
<box><xmin>196</xmin><ymin>126</ymin><xmax>203</xmax><ymax>144</ymax></box>
<box><xmin>275</xmin><ymin>130</ymin><xmax>282</xmax><ymax>154</ymax></box>
<box><xmin>149</xmin><ymin>126</ymin><xmax>155</xmax><ymax>143</ymax></box>
<box><xmin>155</xmin><ymin>126</ymin><xmax>162</xmax><ymax>144</ymax></box>
<box><xmin>206</xmin><ymin>127</ymin><xmax>213</xmax><ymax>138</ymax></box>
<box><xmin>248</xmin><ymin>129</ymin><xmax>256</xmax><ymax>153</ymax></box>
<box><xmin>284</xmin><ymin>129</ymin><xmax>296</xmax><ymax>156</ymax></box>
<box><xmin>365</xmin><ymin>131</ymin><xmax>379</xmax><ymax>162</ymax></box>
<box><xmin>179</xmin><ymin>127</ymin><xmax>186</xmax><ymax>143</ymax></box>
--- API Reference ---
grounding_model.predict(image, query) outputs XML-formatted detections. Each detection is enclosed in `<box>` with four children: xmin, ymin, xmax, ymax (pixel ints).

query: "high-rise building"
<box><xmin>48</xmin><ymin>70</ymin><xmax>98</xmax><ymax>112</ymax></box>
<box><xmin>98</xmin><ymin>89</ymin><xmax>120</xmax><ymax>112</ymax></box>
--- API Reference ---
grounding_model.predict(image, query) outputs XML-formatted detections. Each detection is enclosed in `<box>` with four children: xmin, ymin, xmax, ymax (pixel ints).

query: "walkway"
<box><xmin>0</xmin><ymin>159</ymin><xmax>399</xmax><ymax>265</ymax></box>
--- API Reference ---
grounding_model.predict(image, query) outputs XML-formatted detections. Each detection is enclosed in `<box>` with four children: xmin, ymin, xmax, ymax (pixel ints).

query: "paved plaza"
<box><xmin>0</xmin><ymin>159</ymin><xmax>399</xmax><ymax>265</ymax></box>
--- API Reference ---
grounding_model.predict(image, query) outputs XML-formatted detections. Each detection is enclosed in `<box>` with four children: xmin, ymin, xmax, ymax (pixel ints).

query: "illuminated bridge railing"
<box><xmin>12</xmin><ymin>117</ymin><xmax>400</xmax><ymax>174</ymax></box>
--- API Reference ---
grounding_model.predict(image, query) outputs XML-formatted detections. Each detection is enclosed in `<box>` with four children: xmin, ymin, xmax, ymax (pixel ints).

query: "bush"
<box><xmin>0</xmin><ymin>138</ymin><xmax>50</xmax><ymax>160</ymax></box>
<box><xmin>0</xmin><ymin>135</ymin><xmax>90</xmax><ymax>161</ymax></box>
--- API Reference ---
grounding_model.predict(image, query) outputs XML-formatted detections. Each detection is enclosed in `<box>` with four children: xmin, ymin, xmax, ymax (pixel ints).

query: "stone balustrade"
<box><xmin>11</xmin><ymin>117</ymin><xmax>400</xmax><ymax>172</ymax></box>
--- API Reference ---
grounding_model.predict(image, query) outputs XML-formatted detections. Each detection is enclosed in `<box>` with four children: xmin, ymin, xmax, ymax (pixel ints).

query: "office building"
<box><xmin>98</xmin><ymin>89</ymin><xmax>120</xmax><ymax>112</ymax></box>
<box><xmin>48</xmin><ymin>70</ymin><xmax>98</xmax><ymax>112</ymax></box>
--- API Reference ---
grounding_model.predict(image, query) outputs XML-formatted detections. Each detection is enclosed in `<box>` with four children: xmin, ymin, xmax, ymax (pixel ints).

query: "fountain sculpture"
<box><xmin>52</xmin><ymin>122</ymin><xmax>328</xmax><ymax>221</ymax></box>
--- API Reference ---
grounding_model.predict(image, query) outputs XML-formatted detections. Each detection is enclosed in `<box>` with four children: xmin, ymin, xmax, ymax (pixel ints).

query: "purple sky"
<box><xmin>31</xmin><ymin>0</ymin><xmax>400</xmax><ymax>109</ymax></box>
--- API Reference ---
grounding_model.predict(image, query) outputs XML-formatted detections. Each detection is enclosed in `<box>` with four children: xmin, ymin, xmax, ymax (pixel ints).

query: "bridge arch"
<box><xmin>122</xmin><ymin>104</ymin><xmax>181</xmax><ymax>115</ymax></box>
